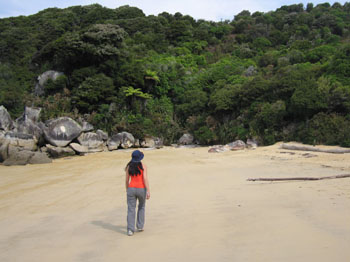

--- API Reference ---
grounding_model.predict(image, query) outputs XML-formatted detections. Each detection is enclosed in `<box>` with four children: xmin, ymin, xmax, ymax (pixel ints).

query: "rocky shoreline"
<box><xmin>0</xmin><ymin>105</ymin><xmax>258</xmax><ymax>166</ymax></box>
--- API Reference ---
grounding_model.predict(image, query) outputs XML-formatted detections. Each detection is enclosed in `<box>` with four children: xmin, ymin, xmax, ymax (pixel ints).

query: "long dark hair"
<box><xmin>126</xmin><ymin>161</ymin><xmax>143</xmax><ymax>176</ymax></box>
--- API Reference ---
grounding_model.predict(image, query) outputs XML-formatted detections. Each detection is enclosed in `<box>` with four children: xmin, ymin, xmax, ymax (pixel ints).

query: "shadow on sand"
<box><xmin>91</xmin><ymin>221</ymin><xmax>126</xmax><ymax>235</ymax></box>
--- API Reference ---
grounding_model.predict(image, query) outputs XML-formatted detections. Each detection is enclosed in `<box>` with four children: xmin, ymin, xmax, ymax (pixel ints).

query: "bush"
<box><xmin>300</xmin><ymin>113</ymin><xmax>350</xmax><ymax>146</ymax></box>
<box><xmin>194</xmin><ymin>126</ymin><xmax>216</xmax><ymax>145</ymax></box>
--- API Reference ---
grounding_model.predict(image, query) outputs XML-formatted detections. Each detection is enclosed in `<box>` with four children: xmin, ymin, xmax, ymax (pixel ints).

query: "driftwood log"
<box><xmin>281</xmin><ymin>143</ymin><xmax>350</xmax><ymax>154</ymax></box>
<box><xmin>247</xmin><ymin>174</ymin><xmax>350</xmax><ymax>182</ymax></box>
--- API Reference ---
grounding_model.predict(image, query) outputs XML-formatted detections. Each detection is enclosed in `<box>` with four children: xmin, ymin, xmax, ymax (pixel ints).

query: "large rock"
<box><xmin>43</xmin><ymin>117</ymin><xmax>82</xmax><ymax>147</ymax></box>
<box><xmin>96</xmin><ymin>129</ymin><xmax>108</xmax><ymax>141</ymax></box>
<box><xmin>70</xmin><ymin>143</ymin><xmax>103</xmax><ymax>154</ymax></box>
<box><xmin>178</xmin><ymin>133</ymin><xmax>194</xmax><ymax>145</ymax></box>
<box><xmin>0</xmin><ymin>105</ymin><xmax>14</xmax><ymax>131</ymax></box>
<box><xmin>15</xmin><ymin>116</ymin><xmax>43</xmax><ymax>142</ymax></box>
<box><xmin>81</xmin><ymin>121</ymin><xmax>94</xmax><ymax>132</ymax></box>
<box><xmin>23</xmin><ymin>106</ymin><xmax>41</xmax><ymax>122</ymax></box>
<box><xmin>134</xmin><ymin>139</ymin><xmax>140</xmax><ymax>147</ymax></box>
<box><xmin>5</xmin><ymin>131</ymin><xmax>38</xmax><ymax>151</ymax></box>
<box><xmin>107</xmin><ymin>132</ymin><xmax>134</xmax><ymax>150</ymax></box>
<box><xmin>246</xmin><ymin>138</ymin><xmax>258</xmax><ymax>149</ymax></box>
<box><xmin>226</xmin><ymin>140</ymin><xmax>246</xmax><ymax>151</ymax></box>
<box><xmin>120</xmin><ymin>132</ymin><xmax>135</xmax><ymax>149</ymax></box>
<box><xmin>34</xmin><ymin>70</ymin><xmax>64</xmax><ymax>96</ymax></box>
<box><xmin>0</xmin><ymin>131</ymin><xmax>9</xmax><ymax>162</ymax></box>
<box><xmin>28</xmin><ymin>152</ymin><xmax>52</xmax><ymax>164</ymax></box>
<box><xmin>208</xmin><ymin>145</ymin><xmax>229</xmax><ymax>153</ymax></box>
<box><xmin>107</xmin><ymin>134</ymin><xmax>121</xmax><ymax>151</ymax></box>
<box><xmin>141</xmin><ymin>136</ymin><xmax>155</xmax><ymax>148</ymax></box>
<box><xmin>3</xmin><ymin>150</ymin><xmax>34</xmax><ymax>166</ymax></box>
<box><xmin>141</xmin><ymin>136</ymin><xmax>163</xmax><ymax>148</ymax></box>
<box><xmin>77</xmin><ymin>132</ymin><xmax>104</xmax><ymax>149</ymax></box>
<box><xmin>154</xmin><ymin>137</ymin><xmax>164</xmax><ymax>148</ymax></box>
<box><xmin>2</xmin><ymin>148</ymin><xmax>51</xmax><ymax>166</ymax></box>
<box><xmin>45</xmin><ymin>144</ymin><xmax>76</xmax><ymax>158</ymax></box>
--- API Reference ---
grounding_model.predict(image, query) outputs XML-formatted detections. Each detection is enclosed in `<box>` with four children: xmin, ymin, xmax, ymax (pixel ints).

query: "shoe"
<box><xmin>127</xmin><ymin>230</ymin><xmax>134</xmax><ymax>236</ymax></box>
<box><xmin>137</xmin><ymin>228</ymin><xmax>144</xmax><ymax>232</ymax></box>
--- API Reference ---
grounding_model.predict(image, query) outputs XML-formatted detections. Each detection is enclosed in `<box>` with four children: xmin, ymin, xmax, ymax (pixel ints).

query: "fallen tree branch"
<box><xmin>280</xmin><ymin>143</ymin><xmax>350</xmax><ymax>154</ymax></box>
<box><xmin>247</xmin><ymin>174</ymin><xmax>350</xmax><ymax>182</ymax></box>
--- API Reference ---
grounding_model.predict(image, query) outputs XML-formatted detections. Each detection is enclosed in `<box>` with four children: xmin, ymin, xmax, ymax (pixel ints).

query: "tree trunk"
<box><xmin>247</xmin><ymin>174</ymin><xmax>350</xmax><ymax>182</ymax></box>
<box><xmin>281</xmin><ymin>143</ymin><xmax>350</xmax><ymax>154</ymax></box>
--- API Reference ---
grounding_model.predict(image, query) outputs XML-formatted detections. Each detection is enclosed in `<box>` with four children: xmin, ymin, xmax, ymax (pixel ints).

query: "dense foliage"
<box><xmin>1</xmin><ymin>3</ymin><xmax>350</xmax><ymax>146</ymax></box>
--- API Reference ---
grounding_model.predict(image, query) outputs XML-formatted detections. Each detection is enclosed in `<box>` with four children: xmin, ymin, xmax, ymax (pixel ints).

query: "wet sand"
<box><xmin>0</xmin><ymin>143</ymin><xmax>350</xmax><ymax>261</ymax></box>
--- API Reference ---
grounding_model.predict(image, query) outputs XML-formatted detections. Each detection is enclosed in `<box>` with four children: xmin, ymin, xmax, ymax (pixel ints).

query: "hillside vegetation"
<box><xmin>1</xmin><ymin>2</ymin><xmax>350</xmax><ymax>145</ymax></box>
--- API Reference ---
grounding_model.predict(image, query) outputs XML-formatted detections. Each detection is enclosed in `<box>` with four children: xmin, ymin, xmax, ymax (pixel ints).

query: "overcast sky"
<box><xmin>0</xmin><ymin>0</ymin><xmax>348</xmax><ymax>21</ymax></box>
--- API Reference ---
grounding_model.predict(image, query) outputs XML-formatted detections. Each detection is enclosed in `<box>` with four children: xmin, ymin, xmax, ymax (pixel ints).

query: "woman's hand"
<box><xmin>146</xmin><ymin>191</ymin><xmax>150</xmax><ymax>199</ymax></box>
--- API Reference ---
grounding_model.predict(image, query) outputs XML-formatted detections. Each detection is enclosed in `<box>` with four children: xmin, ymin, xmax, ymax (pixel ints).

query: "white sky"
<box><xmin>0</xmin><ymin>0</ymin><xmax>348</xmax><ymax>21</ymax></box>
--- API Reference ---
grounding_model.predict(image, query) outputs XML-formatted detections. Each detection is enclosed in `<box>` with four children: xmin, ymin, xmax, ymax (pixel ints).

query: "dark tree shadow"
<box><xmin>91</xmin><ymin>221</ymin><xmax>126</xmax><ymax>235</ymax></box>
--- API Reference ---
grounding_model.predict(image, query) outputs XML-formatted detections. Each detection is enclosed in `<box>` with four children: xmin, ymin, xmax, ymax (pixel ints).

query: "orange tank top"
<box><xmin>128</xmin><ymin>168</ymin><xmax>145</xmax><ymax>188</ymax></box>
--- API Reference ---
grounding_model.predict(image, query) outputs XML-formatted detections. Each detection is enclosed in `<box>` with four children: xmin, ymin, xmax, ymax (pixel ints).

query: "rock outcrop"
<box><xmin>43</xmin><ymin>117</ymin><xmax>82</xmax><ymax>147</ymax></box>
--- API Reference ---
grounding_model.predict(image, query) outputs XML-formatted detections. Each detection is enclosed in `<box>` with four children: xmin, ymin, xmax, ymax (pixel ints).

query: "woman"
<box><xmin>125</xmin><ymin>150</ymin><xmax>150</xmax><ymax>236</ymax></box>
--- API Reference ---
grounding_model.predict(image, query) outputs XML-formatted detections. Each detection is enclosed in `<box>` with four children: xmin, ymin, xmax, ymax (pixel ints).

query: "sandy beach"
<box><xmin>0</xmin><ymin>143</ymin><xmax>350</xmax><ymax>261</ymax></box>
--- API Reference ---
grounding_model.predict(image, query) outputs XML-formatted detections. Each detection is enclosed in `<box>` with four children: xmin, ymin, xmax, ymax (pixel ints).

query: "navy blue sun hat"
<box><xmin>131</xmin><ymin>150</ymin><xmax>144</xmax><ymax>162</ymax></box>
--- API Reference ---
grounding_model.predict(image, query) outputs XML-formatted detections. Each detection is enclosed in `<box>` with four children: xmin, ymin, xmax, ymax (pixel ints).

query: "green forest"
<box><xmin>1</xmin><ymin>2</ymin><xmax>350</xmax><ymax>146</ymax></box>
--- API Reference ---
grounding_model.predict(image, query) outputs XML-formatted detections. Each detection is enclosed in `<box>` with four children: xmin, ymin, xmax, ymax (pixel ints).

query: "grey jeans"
<box><xmin>127</xmin><ymin>187</ymin><xmax>146</xmax><ymax>232</ymax></box>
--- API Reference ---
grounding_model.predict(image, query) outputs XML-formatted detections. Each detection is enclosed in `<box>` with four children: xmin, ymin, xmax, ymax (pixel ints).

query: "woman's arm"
<box><xmin>125</xmin><ymin>166</ymin><xmax>130</xmax><ymax>191</ymax></box>
<box><xmin>143</xmin><ymin>164</ymin><xmax>150</xmax><ymax>199</ymax></box>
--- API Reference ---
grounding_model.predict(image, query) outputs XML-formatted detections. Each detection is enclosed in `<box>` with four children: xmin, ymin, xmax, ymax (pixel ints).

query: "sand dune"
<box><xmin>0</xmin><ymin>143</ymin><xmax>350</xmax><ymax>261</ymax></box>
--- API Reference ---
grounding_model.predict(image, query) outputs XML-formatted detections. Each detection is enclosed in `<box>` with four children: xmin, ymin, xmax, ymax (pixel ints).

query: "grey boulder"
<box><xmin>226</xmin><ymin>140</ymin><xmax>246</xmax><ymax>150</ymax></box>
<box><xmin>3</xmin><ymin>150</ymin><xmax>34</xmax><ymax>166</ymax></box>
<box><xmin>208</xmin><ymin>145</ymin><xmax>229</xmax><ymax>153</ymax></box>
<box><xmin>0</xmin><ymin>105</ymin><xmax>14</xmax><ymax>131</ymax></box>
<box><xmin>5</xmin><ymin>131</ymin><xmax>38</xmax><ymax>151</ymax></box>
<box><xmin>2</xmin><ymin>146</ymin><xmax>51</xmax><ymax>166</ymax></box>
<box><xmin>43</xmin><ymin>117</ymin><xmax>82</xmax><ymax>147</ymax></box>
<box><xmin>70</xmin><ymin>143</ymin><xmax>103</xmax><ymax>154</ymax></box>
<box><xmin>22</xmin><ymin>106</ymin><xmax>42</xmax><ymax>122</ymax></box>
<box><xmin>107</xmin><ymin>132</ymin><xmax>135</xmax><ymax>150</ymax></box>
<box><xmin>81</xmin><ymin>121</ymin><xmax>94</xmax><ymax>132</ymax></box>
<box><xmin>246</xmin><ymin>138</ymin><xmax>258</xmax><ymax>149</ymax></box>
<box><xmin>96</xmin><ymin>129</ymin><xmax>108</xmax><ymax>141</ymax></box>
<box><xmin>178</xmin><ymin>133</ymin><xmax>194</xmax><ymax>145</ymax></box>
<box><xmin>141</xmin><ymin>136</ymin><xmax>163</xmax><ymax>148</ymax></box>
<box><xmin>0</xmin><ymin>131</ymin><xmax>9</xmax><ymax>161</ymax></box>
<box><xmin>77</xmin><ymin>132</ymin><xmax>104</xmax><ymax>149</ymax></box>
<box><xmin>141</xmin><ymin>136</ymin><xmax>155</xmax><ymax>148</ymax></box>
<box><xmin>45</xmin><ymin>144</ymin><xmax>76</xmax><ymax>158</ymax></box>
<box><xmin>15</xmin><ymin>117</ymin><xmax>43</xmax><ymax>142</ymax></box>
<box><xmin>28</xmin><ymin>152</ymin><xmax>52</xmax><ymax>164</ymax></box>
